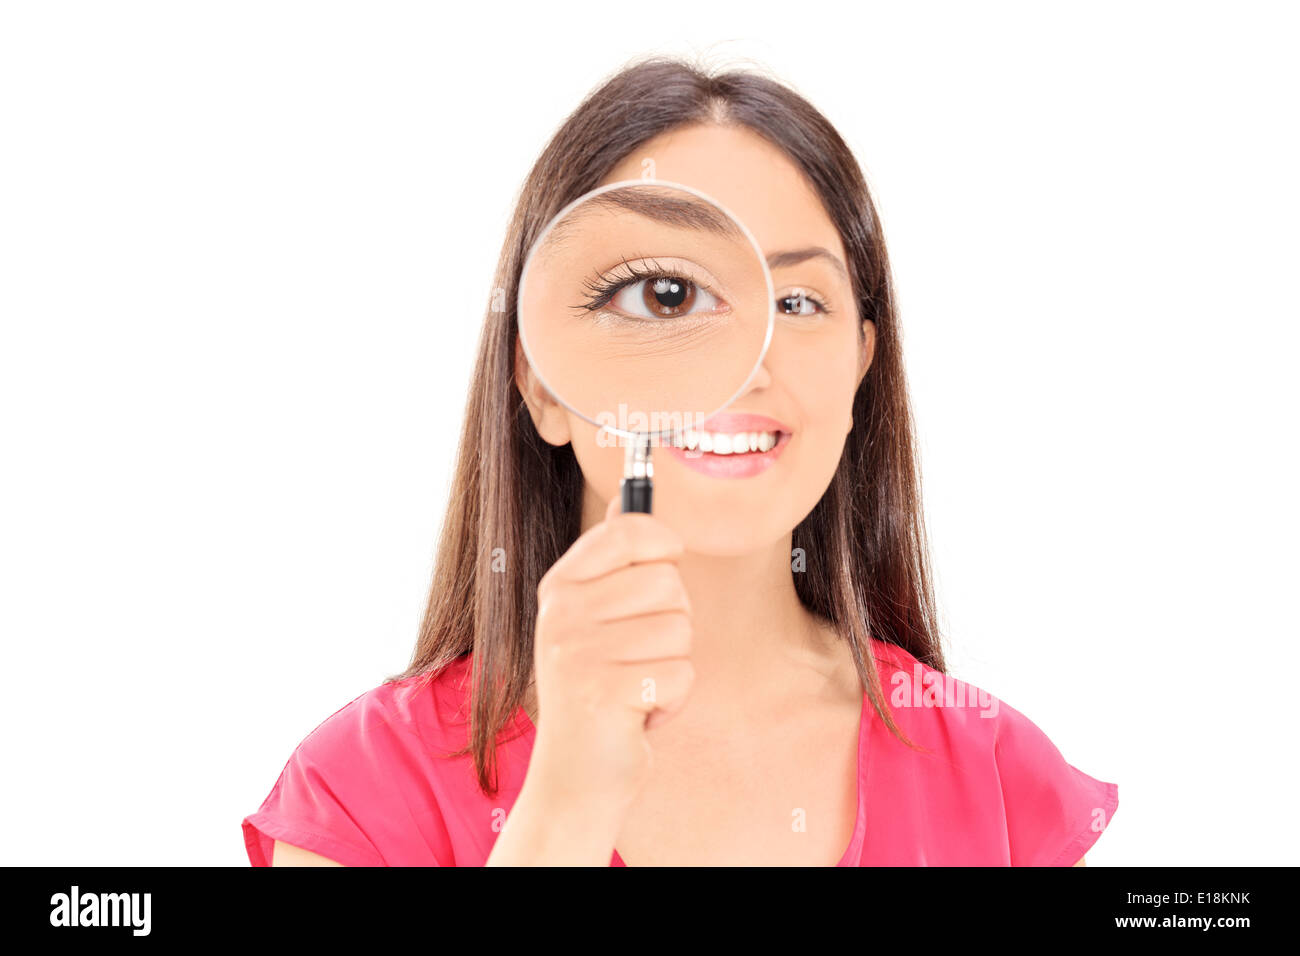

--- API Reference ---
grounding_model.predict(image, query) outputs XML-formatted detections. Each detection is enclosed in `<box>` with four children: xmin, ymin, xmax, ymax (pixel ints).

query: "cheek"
<box><xmin>774</xmin><ymin>335</ymin><xmax>860</xmax><ymax>503</ymax></box>
<box><xmin>789</xmin><ymin>326</ymin><xmax>861</xmax><ymax>435</ymax></box>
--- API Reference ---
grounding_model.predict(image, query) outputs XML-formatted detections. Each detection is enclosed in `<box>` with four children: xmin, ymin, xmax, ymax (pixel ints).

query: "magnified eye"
<box><xmin>613</xmin><ymin>274</ymin><xmax>723</xmax><ymax>319</ymax></box>
<box><xmin>578</xmin><ymin>258</ymin><xmax>729</xmax><ymax>322</ymax></box>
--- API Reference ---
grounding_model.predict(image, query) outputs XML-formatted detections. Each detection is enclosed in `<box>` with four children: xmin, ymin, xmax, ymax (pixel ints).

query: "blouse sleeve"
<box><xmin>992</xmin><ymin>700</ymin><xmax>1119</xmax><ymax>866</ymax></box>
<box><xmin>242</xmin><ymin>691</ymin><xmax>395</xmax><ymax>867</ymax></box>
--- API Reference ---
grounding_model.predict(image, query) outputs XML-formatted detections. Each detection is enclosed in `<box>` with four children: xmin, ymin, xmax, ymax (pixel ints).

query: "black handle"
<box><xmin>620</xmin><ymin>476</ymin><xmax>653</xmax><ymax>514</ymax></box>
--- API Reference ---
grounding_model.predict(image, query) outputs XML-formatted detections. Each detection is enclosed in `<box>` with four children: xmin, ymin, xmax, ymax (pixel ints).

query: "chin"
<box><xmin>648</xmin><ymin>486</ymin><xmax>810</xmax><ymax>557</ymax></box>
<box><xmin>677</xmin><ymin>522</ymin><xmax>792</xmax><ymax>557</ymax></box>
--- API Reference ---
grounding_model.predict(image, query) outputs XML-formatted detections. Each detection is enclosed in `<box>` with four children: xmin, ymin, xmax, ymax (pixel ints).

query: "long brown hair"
<box><xmin>387</xmin><ymin>55</ymin><xmax>947</xmax><ymax>795</ymax></box>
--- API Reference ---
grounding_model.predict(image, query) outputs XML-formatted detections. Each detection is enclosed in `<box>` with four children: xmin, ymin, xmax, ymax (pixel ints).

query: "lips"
<box><xmin>662</xmin><ymin>412</ymin><xmax>792</xmax><ymax>479</ymax></box>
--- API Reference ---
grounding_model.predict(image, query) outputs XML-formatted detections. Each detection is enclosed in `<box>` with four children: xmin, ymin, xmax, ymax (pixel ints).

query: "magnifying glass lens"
<box><xmin>517</xmin><ymin>181</ymin><xmax>773</xmax><ymax>444</ymax></box>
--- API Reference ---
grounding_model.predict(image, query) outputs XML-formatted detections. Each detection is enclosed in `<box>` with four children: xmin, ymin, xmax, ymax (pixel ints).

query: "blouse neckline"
<box><xmin>511</xmin><ymin>685</ymin><xmax>871</xmax><ymax>867</ymax></box>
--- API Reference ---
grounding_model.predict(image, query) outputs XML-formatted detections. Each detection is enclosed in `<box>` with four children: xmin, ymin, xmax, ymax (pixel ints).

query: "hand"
<box><xmin>526</xmin><ymin>493</ymin><xmax>696</xmax><ymax>809</ymax></box>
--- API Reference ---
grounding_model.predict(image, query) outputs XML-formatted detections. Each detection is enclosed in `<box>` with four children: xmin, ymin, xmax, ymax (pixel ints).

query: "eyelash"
<box><xmin>577</xmin><ymin>258</ymin><xmax>832</xmax><ymax>318</ymax></box>
<box><xmin>778</xmin><ymin>290</ymin><xmax>832</xmax><ymax>317</ymax></box>
<box><xmin>578</xmin><ymin>257</ymin><xmax>706</xmax><ymax>314</ymax></box>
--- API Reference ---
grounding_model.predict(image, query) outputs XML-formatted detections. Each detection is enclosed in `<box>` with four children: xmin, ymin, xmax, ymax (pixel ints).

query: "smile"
<box><xmin>672</xmin><ymin>429</ymin><xmax>781</xmax><ymax>454</ymax></box>
<box><xmin>662</xmin><ymin>414</ymin><xmax>792</xmax><ymax>479</ymax></box>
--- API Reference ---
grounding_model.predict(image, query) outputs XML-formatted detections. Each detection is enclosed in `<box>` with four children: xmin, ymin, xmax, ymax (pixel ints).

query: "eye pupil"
<box><xmin>644</xmin><ymin>276</ymin><xmax>694</xmax><ymax>316</ymax></box>
<box><xmin>781</xmin><ymin>293</ymin><xmax>814</xmax><ymax>314</ymax></box>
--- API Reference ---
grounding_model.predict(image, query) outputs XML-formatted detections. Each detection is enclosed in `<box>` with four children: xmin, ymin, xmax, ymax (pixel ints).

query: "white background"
<box><xmin>2</xmin><ymin>1</ymin><xmax>1295</xmax><ymax>866</ymax></box>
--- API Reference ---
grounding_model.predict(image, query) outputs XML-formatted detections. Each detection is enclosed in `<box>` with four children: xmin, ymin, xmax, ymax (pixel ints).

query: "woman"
<box><xmin>242</xmin><ymin>56</ymin><xmax>1118</xmax><ymax>866</ymax></box>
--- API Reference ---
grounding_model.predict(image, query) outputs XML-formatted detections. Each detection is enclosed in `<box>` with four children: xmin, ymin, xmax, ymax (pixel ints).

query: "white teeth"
<box><xmin>675</xmin><ymin>430</ymin><xmax>781</xmax><ymax>454</ymax></box>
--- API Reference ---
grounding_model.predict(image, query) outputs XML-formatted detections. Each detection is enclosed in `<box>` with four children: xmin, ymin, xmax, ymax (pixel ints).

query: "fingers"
<box><xmin>528</xmin><ymin>491</ymin><xmax>698</xmax><ymax>792</ymax></box>
<box><xmin>548</xmin><ymin>607</ymin><xmax>693</xmax><ymax>663</ymax></box>
<box><xmin>573</xmin><ymin>560</ymin><xmax>692</xmax><ymax>623</ymax></box>
<box><xmin>541</xmin><ymin>496</ymin><xmax>684</xmax><ymax>586</ymax></box>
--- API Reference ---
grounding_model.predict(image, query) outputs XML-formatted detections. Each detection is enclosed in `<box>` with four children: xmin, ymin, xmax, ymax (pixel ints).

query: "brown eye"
<box><xmin>611</xmin><ymin>273</ymin><xmax>722</xmax><ymax>319</ymax></box>
<box><xmin>642</xmin><ymin>276</ymin><xmax>695</xmax><ymax>317</ymax></box>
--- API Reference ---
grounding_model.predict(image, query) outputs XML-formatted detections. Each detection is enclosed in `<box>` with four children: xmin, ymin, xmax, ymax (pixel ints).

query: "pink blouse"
<box><xmin>242</xmin><ymin>638</ymin><xmax>1118</xmax><ymax>866</ymax></box>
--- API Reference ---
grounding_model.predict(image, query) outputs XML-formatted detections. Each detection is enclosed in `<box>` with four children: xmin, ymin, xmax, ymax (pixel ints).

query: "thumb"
<box><xmin>604</xmin><ymin>491</ymin><xmax>622</xmax><ymax>523</ymax></box>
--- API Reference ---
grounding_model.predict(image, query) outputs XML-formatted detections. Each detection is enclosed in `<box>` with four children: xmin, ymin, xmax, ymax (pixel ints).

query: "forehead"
<box><xmin>597</xmin><ymin>123</ymin><xmax>845</xmax><ymax>265</ymax></box>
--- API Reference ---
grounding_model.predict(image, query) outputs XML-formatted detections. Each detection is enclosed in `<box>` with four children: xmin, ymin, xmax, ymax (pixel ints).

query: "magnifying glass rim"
<box><xmin>516</xmin><ymin>177</ymin><xmax>776</xmax><ymax>443</ymax></box>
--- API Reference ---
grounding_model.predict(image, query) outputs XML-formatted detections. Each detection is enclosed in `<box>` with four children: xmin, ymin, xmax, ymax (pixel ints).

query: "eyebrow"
<box><xmin>540</xmin><ymin>188</ymin><xmax>850</xmax><ymax>280</ymax></box>
<box><xmin>765</xmin><ymin>246</ymin><xmax>849</xmax><ymax>281</ymax></box>
<box><xmin>545</xmin><ymin>186</ymin><xmax>745</xmax><ymax>247</ymax></box>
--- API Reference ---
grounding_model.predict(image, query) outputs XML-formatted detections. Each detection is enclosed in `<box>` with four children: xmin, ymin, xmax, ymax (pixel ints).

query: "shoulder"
<box><xmin>867</xmin><ymin>636</ymin><xmax>1087</xmax><ymax>766</ymax></box>
<box><xmin>300</xmin><ymin>654</ymin><xmax>479</xmax><ymax>755</ymax></box>
<box><xmin>242</xmin><ymin>655</ymin><xmax>484</xmax><ymax>867</ymax></box>
<box><xmin>295</xmin><ymin>682</ymin><xmax>408</xmax><ymax>762</ymax></box>
<box><xmin>867</xmin><ymin>638</ymin><xmax>1001</xmax><ymax>748</ymax></box>
<box><xmin>865</xmin><ymin>638</ymin><xmax>1119</xmax><ymax>865</ymax></box>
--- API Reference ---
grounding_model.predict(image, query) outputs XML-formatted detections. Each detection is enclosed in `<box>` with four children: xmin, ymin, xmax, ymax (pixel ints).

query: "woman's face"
<box><xmin>519</xmin><ymin>123</ymin><xmax>873</xmax><ymax>554</ymax></box>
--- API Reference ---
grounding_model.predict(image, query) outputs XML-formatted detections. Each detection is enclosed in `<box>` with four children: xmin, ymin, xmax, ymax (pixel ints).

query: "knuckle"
<box><xmin>537</xmin><ymin>579</ymin><xmax>572</xmax><ymax>619</ymax></box>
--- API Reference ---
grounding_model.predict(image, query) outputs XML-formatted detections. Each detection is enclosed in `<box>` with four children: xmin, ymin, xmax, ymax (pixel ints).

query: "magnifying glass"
<box><xmin>517</xmin><ymin>179</ymin><xmax>775</xmax><ymax>514</ymax></box>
